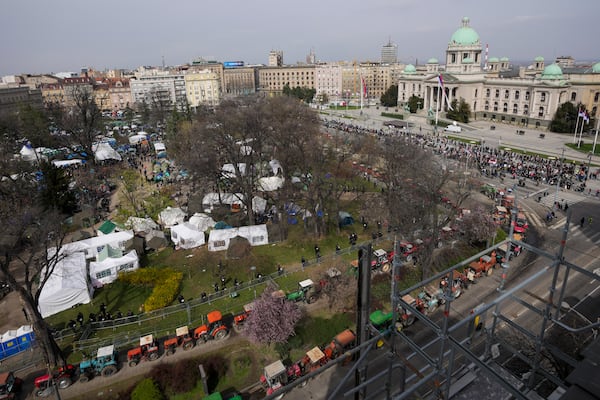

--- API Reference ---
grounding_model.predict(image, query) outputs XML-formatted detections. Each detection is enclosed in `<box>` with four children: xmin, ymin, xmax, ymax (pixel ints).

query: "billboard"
<box><xmin>223</xmin><ymin>61</ymin><xmax>244</xmax><ymax>68</ymax></box>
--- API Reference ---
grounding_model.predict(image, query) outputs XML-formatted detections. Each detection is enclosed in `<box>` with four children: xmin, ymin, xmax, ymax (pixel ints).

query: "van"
<box><xmin>444</xmin><ymin>123</ymin><xmax>461</xmax><ymax>133</ymax></box>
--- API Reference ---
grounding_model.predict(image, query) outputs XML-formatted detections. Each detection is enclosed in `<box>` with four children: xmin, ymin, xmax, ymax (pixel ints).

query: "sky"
<box><xmin>1</xmin><ymin>0</ymin><xmax>599</xmax><ymax>76</ymax></box>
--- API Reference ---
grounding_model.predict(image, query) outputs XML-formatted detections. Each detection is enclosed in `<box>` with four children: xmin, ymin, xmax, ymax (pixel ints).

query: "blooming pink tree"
<box><xmin>243</xmin><ymin>284</ymin><xmax>303</xmax><ymax>344</ymax></box>
<box><xmin>457</xmin><ymin>206</ymin><xmax>497</xmax><ymax>245</ymax></box>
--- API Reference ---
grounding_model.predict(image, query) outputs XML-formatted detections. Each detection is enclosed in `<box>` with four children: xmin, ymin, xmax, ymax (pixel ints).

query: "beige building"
<box><xmin>184</xmin><ymin>70</ymin><xmax>221</xmax><ymax>107</ymax></box>
<box><xmin>396</xmin><ymin>17</ymin><xmax>600</xmax><ymax>128</ymax></box>
<box><xmin>222</xmin><ymin>66</ymin><xmax>256</xmax><ymax>97</ymax></box>
<box><xmin>40</xmin><ymin>83</ymin><xmax>65</xmax><ymax>107</ymax></box>
<box><xmin>106</xmin><ymin>78</ymin><xmax>132</xmax><ymax>112</ymax></box>
<box><xmin>257</xmin><ymin>65</ymin><xmax>315</xmax><ymax>96</ymax></box>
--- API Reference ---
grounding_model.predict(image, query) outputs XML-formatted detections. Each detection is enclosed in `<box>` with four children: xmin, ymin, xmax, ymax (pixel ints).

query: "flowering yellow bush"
<box><xmin>119</xmin><ymin>268</ymin><xmax>183</xmax><ymax>312</ymax></box>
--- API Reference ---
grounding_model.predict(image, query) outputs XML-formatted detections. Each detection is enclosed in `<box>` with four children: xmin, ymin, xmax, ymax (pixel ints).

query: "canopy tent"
<box><xmin>145</xmin><ymin>229</ymin><xmax>168</xmax><ymax>250</ymax></box>
<box><xmin>207</xmin><ymin>224</ymin><xmax>268</xmax><ymax>252</ymax></box>
<box><xmin>126</xmin><ymin>217</ymin><xmax>159</xmax><ymax>235</ymax></box>
<box><xmin>222</xmin><ymin>163</ymin><xmax>247</xmax><ymax>178</ymax></box>
<box><xmin>153</xmin><ymin>142</ymin><xmax>166</xmax><ymax>153</ymax></box>
<box><xmin>188</xmin><ymin>213</ymin><xmax>216</xmax><ymax>232</ymax></box>
<box><xmin>61</xmin><ymin>231</ymin><xmax>134</xmax><ymax>260</ymax></box>
<box><xmin>93</xmin><ymin>142</ymin><xmax>122</xmax><ymax>162</ymax></box>
<box><xmin>202</xmin><ymin>193</ymin><xmax>244</xmax><ymax>213</ymax></box>
<box><xmin>338</xmin><ymin>211</ymin><xmax>354</xmax><ymax>227</ymax></box>
<box><xmin>128</xmin><ymin>134</ymin><xmax>148</xmax><ymax>145</ymax></box>
<box><xmin>89</xmin><ymin>250</ymin><xmax>139</xmax><ymax>288</ymax></box>
<box><xmin>252</xmin><ymin>196</ymin><xmax>267</xmax><ymax>214</ymax></box>
<box><xmin>269</xmin><ymin>159</ymin><xmax>283</xmax><ymax>175</ymax></box>
<box><xmin>38</xmin><ymin>252</ymin><xmax>93</xmax><ymax>318</ymax></box>
<box><xmin>258</xmin><ymin>176</ymin><xmax>284</xmax><ymax>192</ymax></box>
<box><xmin>158</xmin><ymin>207</ymin><xmax>187</xmax><ymax>228</ymax></box>
<box><xmin>52</xmin><ymin>159</ymin><xmax>84</xmax><ymax>168</ymax></box>
<box><xmin>19</xmin><ymin>144</ymin><xmax>47</xmax><ymax>163</ymax></box>
<box><xmin>170</xmin><ymin>223</ymin><xmax>206</xmax><ymax>249</ymax></box>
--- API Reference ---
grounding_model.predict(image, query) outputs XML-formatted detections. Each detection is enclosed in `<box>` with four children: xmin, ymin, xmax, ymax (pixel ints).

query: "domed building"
<box><xmin>396</xmin><ymin>17</ymin><xmax>600</xmax><ymax>129</ymax></box>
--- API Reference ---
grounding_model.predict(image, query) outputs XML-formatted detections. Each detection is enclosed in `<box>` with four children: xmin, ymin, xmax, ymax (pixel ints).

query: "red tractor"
<box><xmin>33</xmin><ymin>364</ymin><xmax>76</xmax><ymax>397</ymax></box>
<box><xmin>163</xmin><ymin>326</ymin><xmax>194</xmax><ymax>355</ymax></box>
<box><xmin>322</xmin><ymin>329</ymin><xmax>356</xmax><ymax>361</ymax></box>
<box><xmin>233</xmin><ymin>303</ymin><xmax>254</xmax><ymax>330</ymax></box>
<box><xmin>127</xmin><ymin>334</ymin><xmax>160</xmax><ymax>367</ymax></box>
<box><xmin>193</xmin><ymin>310</ymin><xmax>229</xmax><ymax>345</ymax></box>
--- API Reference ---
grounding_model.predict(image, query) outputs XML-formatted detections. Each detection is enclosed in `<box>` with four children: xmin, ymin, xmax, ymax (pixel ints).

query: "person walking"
<box><xmin>580</xmin><ymin>217</ymin><xmax>585</xmax><ymax>228</ymax></box>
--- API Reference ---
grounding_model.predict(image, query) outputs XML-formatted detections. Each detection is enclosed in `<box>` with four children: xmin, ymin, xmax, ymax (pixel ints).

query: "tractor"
<box><xmin>193</xmin><ymin>310</ymin><xmax>229</xmax><ymax>345</ymax></box>
<box><xmin>233</xmin><ymin>303</ymin><xmax>254</xmax><ymax>329</ymax></box>
<box><xmin>468</xmin><ymin>254</ymin><xmax>496</xmax><ymax>277</ymax></box>
<box><xmin>299</xmin><ymin>346</ymin><xmax>327</xmax><ymax>374</ymax></box>
<box><xmin>285</xmin><ymin>279</ymin><xmax>321</xmax><ymax>304</ymax></box>
<box><xmin>127</xmin><ymin>334</ymin><xmax>160</xmax><ymax>367</ymax></box>
<box><xmin>416</xmin><ymin>289</ymin><xmax>445</xmax><ymax>314</ymax></box>
<box><xmin>322</xmin><ymin>329</ymin><xmax>356</xmax><ymax>361</ymax></box>
<box><xmin>33</xmin><ymin>364</ymin><xmax>76</xmax><ymax>397</ymax></box>
<box><xmin>395</xmin><ymin>294</ymin><xmax>419</xmax><ymax>331</ymax></box>
<box><xmin>163</xmin><ymin>326</ymin><xmax>194</xmax><ymax>355</ymax></box>
<box><xmin>0</xmin><ymin>372</ymin><xmax>22</xmax><ymax>400</ymax></box>
<box><xmin>260</xmin><ymin>359</ymin><xmax>300</xmax><ymax>398</ymax></box>
<box><xmin>78</xmin><ymin>345</ymin><xmax>119</xmax><ymax>382</ymax></box>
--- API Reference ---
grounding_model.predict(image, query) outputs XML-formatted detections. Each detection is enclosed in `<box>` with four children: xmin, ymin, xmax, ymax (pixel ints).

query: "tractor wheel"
<box><xmin>58</xmin><ymin>377</ymin><xmax>72</xmax><ymax>389</ymax></box>
<box><xmin>35</xmin><ymin>388</ymin><xmax>51</xmax><ymax>397</ymax></box>
<box><xmin>149</xmin><ymin>351</ymin><xmax>159</xmax><ymax>361</ymax></box>
<box><xmin>307</xmin><ymin>295</ymin><xmax>317</xmax><ymax>304</ymax></box>
<box><xmin>406</xmin><ymin>255</ymin><xmax>413</xmax><ymax>262</ymax></box>
<box><xmin>79</xmin><ymin>375</ymin><xmax>90</xmax><ymax>383</ymax></box>
<box><xmin>487</xmin><ymin>268</ymin><xmax>494</xmax><ymax>276</ymax></box>
<box><xmin>454</xmin><ymin>287</ymin><xmax>462</xmax><ymax>298</ymax></box>
<box><xmin>214</xmin><ymin>329</ymin><xmax>228</xmax><ymax>340</ymax></box>
<box><xmin>183</xmin><ymin>341</ymin><xmax>194</xmax><ymax>351</ymax></box>
<box><xmin>166</xmin><ymin>348</ymin><xmax>174</xmax><ymax>356</ymax></box>
<box><xmin>196</xmin><ymin>338</ymin><xmax>205</xmax><ymax>347</ymax></box>
<box><xmin>128</xmin><ymin>360</ymin><xmax>138</xmax><ymax>367</ymax></box>
<box><xmin>101</xmin><ymin>365</ymin><xmax>118</xmax><ymax>377</ymax></box>
<box><xmin>406</xmin><ymin>315</ymin><xmax>416</xmax><ymax>326</ymax></box>
<box><xmin>381</xmin><ymin>263</ymin><xmax>390</xmax><ymax>273</ymax></box>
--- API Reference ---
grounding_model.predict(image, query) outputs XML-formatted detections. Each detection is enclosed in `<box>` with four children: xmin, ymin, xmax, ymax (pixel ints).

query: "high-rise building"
<box><xmin>268</xmin><ymin>50</ymin><xmax>283</xmax><ymax>67</ymax></box>
<box><xmin>381</xmin><ymin>39</ymin><xmax>398</xmax><ymax>65</ymax></box>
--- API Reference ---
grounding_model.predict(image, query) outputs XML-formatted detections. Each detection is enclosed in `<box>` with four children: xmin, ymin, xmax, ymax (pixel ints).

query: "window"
<box><xmin>538</xmin><ymin>107</ymin><xmax>544</xmax><ymax>117</ymax></box>
<box><xmin>118</xmin><ymin>263</ymin><xmax>134</xmax><ymax>272</ymax></box>
<box><xmin>252</xmin><ymin>236</ymin><xmax>264</xmax><ymax>243</ymax></box>
<box><xmin>503</xmin><ymin>103</ymin><xmax>508</xmax><ymax>112</ymax></box>
<box><xmin>595</xmin><ymin>92</ymin><xmax>599</xmax><ymax>102</ymax></box>
<box><xmin>486</xmin><ymin>88</ymin><xmax>490</xmax><ymax>97</ymax></box>
<box><xmin>473</xmin><ymin>101</ymin><xmax>477</xmax><ymax>111</ymax></box>
<box><xmin>504</xmin><ymin>90</ymin><xmax>510</xmax><ymax>99</ymax></box>
<box><xmin>214</xmin><ymin>240</ymin><xmax>226</xmax><ymax>248</ymax></box>
<box><xmin>571</xmin><ymin>92</ymin><xmax>577</xmax><ymax>101</ymax></box>
<box><xmin>474</xmin><ymin>89</ymin><xmax>478</xmax><ymax>97</ymax></box>
<box><xmin>513</xmin><ymin>104</ymin><xmax>518</xmax><ymax>114</ymax></box>
<box><xmin>515</xmin><ymin>91</ymin><xmax>520</xmax><ymax>100</ymax></box>
<box><xmin>493</xmin><ymin>102</ymin><xmax>498</xmax><ymax>112</ymax></box>
<box><xmin>495</xmin><ymin>89</ymin><xmax>500</xmax><ymax>98</ymax></box>
<box><xmin>451</xmin><ymin>54</ymin><xmax>456</xmax><ymax>63</ymax></box>
<box><xmin>525</xmin><ymin>91</ymin><xmax>530</xmax><ymax>101</ymax></box>
<box><xmin>96</xmin><ymin>269</ymin><xmax>113</xmax><ymax>279</ymax></box>
<box><xmin>540</xmin><ymin>93</ymin><xmax>546</xmax><ymax>102</ymax></box>
<box><xmin>484</xmin><ymin>100</ymin><xmax>489</xmax><ymax>111</ymax></box>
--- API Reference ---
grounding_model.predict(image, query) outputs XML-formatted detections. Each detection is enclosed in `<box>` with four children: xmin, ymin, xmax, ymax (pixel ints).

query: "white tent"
<box><xmin>52</xmin><ymin>159</ymin><xmax>83</xmax><ymax>168</ymax></box>
<box><xmin>258</xmin><ymin>176</ymin><xmax>284</xmax><ymax>192</ymax></box>
<box><xmin>153</xmin><ymin>142</ymin><xmax>166</xmax><ymax>153</ymax></box>
<box><xmin>61</xmin><ymin>231</ymin><xmax>134</xmax><ymax>260</ymax></box>
<box><xmin>89</xmin><ymin>250</ymin><xmax>139</xmax><ymax>288</ymax></box>
<box><xmin>170</xmin><ymin>223</ymin><xmax>206</xmax><ymax>249</ymax></box>
<box><xmin>128</xmin><ymin>134</ymin><xmax>147</xmax><ymax>145</ymax></box>
<box><xmin>202</xmin><ymin>193</ymin><xmax>244</xmax><ymax>213</ymax></box>
<box><xmin>222</xmin><ymin>163</ymin><xmax>247</xmax><ymax>178</ymax></box>
<box><xmin>252</xmin><ymin>196</ymin><xmax>267</xmax><ymax>214</ymax></box>
<box><xmin>207</xmin><ymin>224</ymin><xmax>269</xmax><ymax>252</ymax></box>
<box><xmin>188</xmin><ymin>213</ymin><xmax>216</xmax><ymax>232</ymax></box>
<box><xmin>93</xmin><ymin>142</ymin><xmax>122</xmax><ymax>162</ymax></box>
<box><xmin>126</xmin><ymin>217</ymin><xmax>159</xmax><ymax>235</ymax></box>
<box><xmin>38</xmin><ymin>252</ymin><xmax>93</xmax><ymax>318</ymax></box>
<box><xmin>19</xmin><ymin>144</ymin><xmax>46</xmax><ymax>162</ymax></box>
<box><xmin>158</xmin><ymin>207</ymin><xmax>187</xmax><ymax>228</ymax></box>
<box><xmin>269</xmin><ymin>159</ymin><xmax>283</xmax><ymax>175</ymax></box>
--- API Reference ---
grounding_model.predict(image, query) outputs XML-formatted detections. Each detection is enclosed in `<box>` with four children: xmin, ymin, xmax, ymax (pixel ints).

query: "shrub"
<box><xmin>131</xmin><ymin>378</ymin><xmax>164</xmax><ymax>400</ymax></box>
<box><xmin>150</xmin><ymin>359</ymin><xmax>200</xmax><ymax>394</ymax></box>
<box><xmin>119</xmin><ymin>267</ymin><xmax>183</xmax><ymax>311</ymax></box>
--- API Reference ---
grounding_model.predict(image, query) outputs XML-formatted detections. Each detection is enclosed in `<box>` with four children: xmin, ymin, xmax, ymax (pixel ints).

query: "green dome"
<box><xmin>541</xmin><ymin>63</ymin><xmax>563</xmax><ymax>80</ymax></box>
<box><xmin>534</xmin><ymin>56</ymin><xmax>544</xmax><ymax>62</ymax></box>
<box><xmin>500</xmin><ymin>57</ymin><xmax>509</xmax><ymax>62</ymax></box>
<box><xmin>489</xmin><ymin>57</ymin><xmax>499</xmax><ymax>62</ymax></box>
<box><xmin>592</xmin><ymin>62</ymin><xmax>600</xmax><ymax>73</ymax></box>
<box><xmin>403</xmin><ymin>64</ymin><xmax>417</xmax><ymax>74</ymax></box>
<box><xmin>427</xmin><ymin>58</ymin><xmax>439</xmax><ymax>64</ymax></box>
<box><xmin>450</xmin><ymin>17</ymin><xmax>480</xmax><ymax>45</ymax></box>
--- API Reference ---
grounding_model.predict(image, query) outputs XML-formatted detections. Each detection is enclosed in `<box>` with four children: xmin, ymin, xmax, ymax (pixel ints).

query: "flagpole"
<box><xmin>593</xmin><ymin>117</ymin><xmax>599</xmax><ymax>155</ymax></box>
<box><xmin>573</xmin><ymin>112</ymin><xmax>581</xmax><ymax>143</ymax></box>
<box><xmin>435</xmin><ymin>83</ymin><xmax>440</xmax><ymax>126</ymax></box>
<box><xmin>578</xmin><ymin>120</ymin><xmax>584</xmax><ymax>148</ymax></box>
<box><xmin>360</xmin><ymin>74</ymin><xmax>363</xmax><ymax>111</ymax></box>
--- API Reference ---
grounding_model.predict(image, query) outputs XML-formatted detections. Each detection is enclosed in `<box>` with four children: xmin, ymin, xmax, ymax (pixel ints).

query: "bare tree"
<box><xmin>456</xmin><ymin>205</ymin><xmax>497</xmax><ymax>245</ymax></box>
<box><xmin>0</xmin><ymin>143</ymin><xmax>69</xmax><ymax>367</ymax></box>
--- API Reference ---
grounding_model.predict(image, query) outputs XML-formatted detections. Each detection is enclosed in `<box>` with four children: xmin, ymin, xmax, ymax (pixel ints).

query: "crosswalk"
<box><xmin>548</xmin><ymin>220</ymin><xmax>600</xmax><ymax>244</ymax></box>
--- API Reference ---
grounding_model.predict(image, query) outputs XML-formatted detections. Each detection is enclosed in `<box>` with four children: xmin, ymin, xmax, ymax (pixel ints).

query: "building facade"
<box><xmin>0</xmin><ymin>86</ymin><xmax>43</xmax><ymax>116</ymax></box>
<box><xmin>130</xmin><ymin>69</ymin><xmax>187</xmax><ymax>111</ymax></box>
<box><xmin>381</xmin><ymin>39</ymin><xmax>398</xmax><ymax>64</ymax></box>
<box><xmin>257</xmin><ymin>65</ymin><xmax>315</xmax><ymax>96</ymax></box>
<box><xmin>184</xmin><ymin>69</ymin><xmax>221</xmax><ymax>107</ymax></box>
<box><xmin>396</xmin><ymin>17</ymin><xmax>600</xmax><ymax>128</ymax></box>
<box><xmin>222</xmin><ymin>66</ymin><xmax>256</xmax><ymax>97</ymax></box>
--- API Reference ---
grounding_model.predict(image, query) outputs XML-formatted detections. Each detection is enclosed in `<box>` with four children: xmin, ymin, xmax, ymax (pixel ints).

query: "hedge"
<box><xmin>119</xmin><ymin>267</ymin><xmax>183</xmax><ymax>312</ymax></box>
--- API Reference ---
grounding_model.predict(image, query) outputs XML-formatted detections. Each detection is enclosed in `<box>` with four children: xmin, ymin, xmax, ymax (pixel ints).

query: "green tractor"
<box><xmin>285</xmin><ymin>279</ymin><xmax>320</xmax><ymax>304</ymax></box>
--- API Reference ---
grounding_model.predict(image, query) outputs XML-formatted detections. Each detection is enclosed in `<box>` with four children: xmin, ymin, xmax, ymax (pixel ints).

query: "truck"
<box><xmin>33</xmin><ymin>364</ymin><xmax>76</xmax><ymax>397</ymax></box>
<box><xmin>78</xmin><ymin>345</ymin><xmax>119</xmax><ymax>382</ymax></box>
<box><xmin>163</xmin><ymin>326</ymin><xmax>194</xmax><ymax>355</ymax></box>
<box><xmin>127</xmin><ymin>335</ymin><xmax>160</xmax><ymax>367</ymax></box>
<box><xmin>193</xmin><ymin>310</ymin><xmax>229</xmax><ymax>345</ymax></box>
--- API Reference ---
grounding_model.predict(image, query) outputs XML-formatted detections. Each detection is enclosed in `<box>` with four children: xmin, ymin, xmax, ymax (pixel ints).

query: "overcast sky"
<box><xmin>2</xmin><ymin>0</ymin><xmax>599</xmax><ymax>76</ymax></box>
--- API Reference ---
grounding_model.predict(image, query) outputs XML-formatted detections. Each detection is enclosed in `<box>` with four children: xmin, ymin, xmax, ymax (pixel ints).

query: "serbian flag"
<box><xmin>578</xmin><ymin>107</ymin><xmax>586</xmax><ymax>118</ymax></box>
<box><xmin>584</xmin><ymin>111</ymin><xmax>590</xmax><ymax>124</ymax></box>
<box><xmin>438</xmin><ymin>74</ymin><xmax>453</xmax><ymax>111</ymax></box>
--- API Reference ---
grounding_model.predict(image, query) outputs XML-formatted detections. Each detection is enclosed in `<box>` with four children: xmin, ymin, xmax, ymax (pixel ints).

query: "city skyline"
<box><xmin>2</xmin><ymin>0</ymin><xmax>599</xmax><ymax>76</ymax></box>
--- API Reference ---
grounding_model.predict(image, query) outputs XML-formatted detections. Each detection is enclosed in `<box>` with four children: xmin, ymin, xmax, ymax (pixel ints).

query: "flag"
<box><xmin>438</xmin><ymin>74</ymin><xmax>453</xmax><ymax>111</ymax></box>
<box><xmin>584</xmin><ymin>111</ymin><xmax>590</xmax><ymax>124</ymax></box>
<box><xmin>578</xmin><ymin>108</ymin><xmax>585</xmax><ymax>118</ymax></box>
